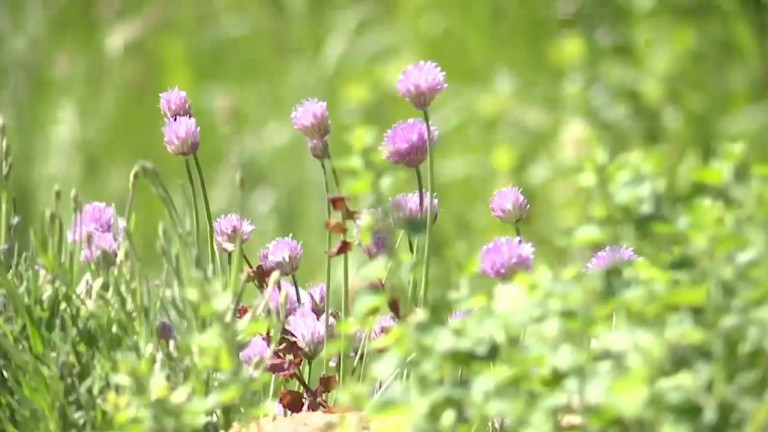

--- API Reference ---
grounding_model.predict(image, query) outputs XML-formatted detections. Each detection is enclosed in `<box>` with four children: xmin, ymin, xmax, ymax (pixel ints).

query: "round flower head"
<box><xmin>266</xmin><ymin>281</ymin><xmax>308</xmax><ymax>317</ymax></box>
<box><xmin>213</xmin><ymin>213</ymin><xmax>255</xmax><ymax>253</ymax></box>
<box><xmin>479</xmin><ymin>236</ymin><xmax>535</xmax><ymax>280</ymax></box>
<box><xmin>490</xmin><ymin>186</ymin><xmax>529</xmax><ymax>224</ymax></box>
<box><xmin>68</xmin><ymin>201</ymin><xmax>126</xmax><ymax>263</ymax></box>
<box><xmin>286</xmin><ymin>307</ymin><xmax>335</xmax><ymax>361</ymax></box>
<box><xmin>381</xmin><ymin>118</ymin><xmax>438</xmax><ymax>168</ymax></box>
<box><xmin>162</xmin><ymin>115</ymin><xmax>200</xmax><ymax>156</ymax></box>
<box><xmin>260</xmin><ymin>235</ymin><xmax>303</xmax><ymax>276</ymax></box>
<box><xmin>307</xmin><ymin>283</ymin><xmax>326</xmax><ymax>317</ymax></box>
<box><xmin>389</xmin><ymin>191</ymin><xmax>439</xmax><ymax>229</ymax></box>
<box><xmin>159</xmin><ymin>86</ymin><xmax>192</xmax><ymax>119</ymax></box>
<box><xmin>371</xmin><ymin>314</ymin><xmax>397</xmax><ymax>340</ymax></box>
<box><xmin>291</xmin><ymin>98</ymin><xmax>330</xmax><ymax>141</ymax></box>
<box><xmin>396</xmin><ymin>60</ymin><xmax>447</xmax><ymax>111</ymax></box>
<box><xmin>585</xmin><ymin>245</ymin><xmax>639</xmax><ymax>273</ymax></box>
<box><xmin>239</xmin><ymin>335</ymin><xmax>271</xmax><ymax>367</ymax></box>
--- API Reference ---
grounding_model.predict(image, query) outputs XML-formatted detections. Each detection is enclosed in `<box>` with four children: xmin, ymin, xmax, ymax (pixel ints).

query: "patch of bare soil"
<box><xmin>228</xmin><ymin>411</ymin><xmax>370</xmax><ymax>432</ymax></box>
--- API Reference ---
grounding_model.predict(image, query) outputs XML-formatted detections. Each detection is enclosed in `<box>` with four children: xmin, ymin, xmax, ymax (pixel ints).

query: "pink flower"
<box><xmin>396</xmin><ymin>60</ymin><xmax>447</xmax><ymax>111</ymax></box>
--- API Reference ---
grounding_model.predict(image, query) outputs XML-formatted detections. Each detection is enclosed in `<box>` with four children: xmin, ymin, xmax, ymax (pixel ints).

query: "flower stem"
<box><xmin>326</xmin><ymin>153</ymin><xmax>348</xmax><ymax>387</ymax></box>
<box><xmin>184</xmin><ymin>159</ymin><xmax>200</xmax><ymax>250</ymax></box>
<box><xmin>419</xmin><ymin>109</ymin><xmax>434</xmax><ymax>307</ymax></box>
<box><xmin>514</xmin><ymin>223</ymin><xmax>522</xmax><ymax>238</ymax></box>
<box><xmin>415</xmin><ymin>167</ymin><xmax>425</xmax><ymax>218</ymax></box>
<box><xmin>291</xmin><ymin>273</ymin><xmax>302</xmax><ymax>305</ymax></box>
<box><xmin>320</xmin><ymin>160</ymin><xmax>332</xmax><ymax>373</ymax></box>
<box><xmin>192</xmin><ymin>153</ymin><xmax>217</xmax><ymax>274</ymax></box>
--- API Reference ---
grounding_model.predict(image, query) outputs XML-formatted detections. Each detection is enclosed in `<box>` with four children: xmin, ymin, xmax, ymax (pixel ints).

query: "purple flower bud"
<box><xmin>68</xmin><ymin>202</ymin><xmax>126</xmax><ymax>264</ymax></box>
<box><xmin>396</xmin><ymin>60</ymin><xmax>447</xmax><ymax>111</ymax></box>
<box><xmin>354</xmin><ymin>209</ymin><xmax>390</xmax><ymax>259</ymax></box>
<box><xmin>291</xmin><ymin>98</ymin><xmax>330</xmax><ymax>141</ymax></box>
<box><xmin>307</xmin><ymin>137</ymin><xmax>329</xmax><ymax>160</ymax></box>
<box><xmin>286</xmin><ymin>307</ymin><xmax>334</xmax><ymax>361</ymax></box>
<box><xmin>381</xmin><ymin>118</ymin><xmax>438</xmax><ymax>168</ymax></box>
<box><xmin>585</xmin><ymin>245</ymin><xmax>639</xmax><ymax>273</ymax></box>
<box><xmin>490</xmin><ymin>186</ymin><xmax>529</xmax><ymax>224</ymax></box>
<box><xmin>159</xmin><ymin>86</ymin><xmax>192</xmax><ymax>119</ymax></box>
<box><xmin>479</xmin><ymin>236</ymin><xmax>535</xmax><ymax>280</ymax></box>
<box><xmin>213</xmin><ymin>213</ymin><xmax>255</xmax><ymax>253</ymax></box>
<box><xmin>449</xmin><ymin>309</ymin><xmax>472</xmax><ymax>322</ymax></box>
<box><xmin>371</xmin><ymin>314</ymin><xmax>397</xmax><ymax>340</ymax></box>
<box><xmin>239</xmin><ymin>335</ymin><xmax>271</xmax><ymax>367</ymax></box>
<box><xmin>157</xmin><ymin>320</ymin><xmax>175</xmax><ymax>342</ymax></box>
<box><xmin>307</xmin><ymin>283</ymin><xmax>326</xmax><ymax>317</ymax></box>
<box><xmin>162</xmin><ymin>115</ymin><xmax>200</xmax><ymax>156</ymax></box>
<box><xmin>266</xmin><ymin>281</ymin><xmax>308</xmax><ymax>316</ymax></box>
<box><xmin>389</xmin><ymin>191</ymin><xmax>439</xmax><ymax>229</ymax></box>
<box><xmin>260</xmin><ymin>235</ymin><xmax>303</xmax><ymax>276</ymax></box>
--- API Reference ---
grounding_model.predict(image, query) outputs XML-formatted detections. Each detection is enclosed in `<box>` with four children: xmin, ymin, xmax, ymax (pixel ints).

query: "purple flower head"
<box><xmin>266</xmin><ymin>281</ymin><xmax>308</xmax><ymax>316</ymax></box>
<box><xmin>307</xmin><ymin>137</ymin><xmax>329</xmax><ymax>160</ymax></box>
<box><xmin>239</xmin><ymin>335</ymin><xmax>271</xmax><ymax>367</ymax></box>
<box><xmin>162</xmin><ymin>115</ymin><xmax>200</xmax><ymax>156</ymax></box>
<box><xmin>213</xmin><ymin>213</ymin><xmax>255</xmax><ymax>253</ymax></box>
<box><xmin>286</xmin><ymin>307</ymin><xmax>334</xmax><ymax>361</ymax></box>
<box><xmin>585</xmin><ymin>245</ymin><xmax>639</xmax><ymax>273</ymax></box>
<box><xmin>389</xmin><ymin>191</ymin><xmax>439</xmax><ymax>230</ymax></box>
<box><xmin>291</xmin><ymin>98</ymin><xmax>330</xmax><ymax>141</ymax></box>
<box><xmin>371</xmin><ymin>314</ymin><xmax>397</xmax><ymax>340</ymax></box>
<box><xmin>157</xmin><ymin>320</ymin><xmax>175</xmax><ymax>342</ymax></box>
<box><xmin>396</xmin><ymin>60</ymin><xmax>447</xmax><ymax>111</ymax></box>
<box><xmin>479</xmin><ymin>236</ymin><xmax>535</xmax><ymax>280</ymax></box>
<box><xmin>490</xmin><ymin>186</ymin><xmax>529</xmax><ymax>224</ymax></box>
<box><xmin>68</xmin><ymin>202</ymin><xmax>126</xmax><ymax>264</ymax></box>
<box><xmin>381</xmin><ymin>118</ymin><xmax>438</xmax><ymax>168</ymax></box>
<box><xmin>260</xmin><ymin>235</ymin><xmax>303</xmax><ymax>276</ymax></box>
<box><xmin>159</xmin><ymin>86</ymin><xmax>192</xmax><ymax>119</ymax></box>
<box><xmin>307</xmin><ymin>283</ymin><xmax>326</xmax><ymax>317</ymax></box>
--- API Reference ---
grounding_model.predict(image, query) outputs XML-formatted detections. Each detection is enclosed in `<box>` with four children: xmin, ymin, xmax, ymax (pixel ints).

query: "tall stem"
<box><xmin>326</xmin><ymin>153</ymin><xmax>348</xmax><ymax>386</ymax></box>
<box><xmin>419</xmin><ymin>110</ymin><xmax>434</xmax><ymax>307</ymax></box>
<box><xmin>291</xmin><ymin>273</ymin><xmax>302</xmax><ymax>305</ymax></box>
<box><xmin>184</xmin><ymin>159</ymin><xmax>201</xmax><ymax>250</ymax></box>
<box><xmin>192</xmin><ymin>153</ymin><xmax>217</xmax><ymax>274</ymax></box>
<box><xmin>320</xmin><ymin>160</ymin><xmax>332</xmax><ymax>373</ymax></box>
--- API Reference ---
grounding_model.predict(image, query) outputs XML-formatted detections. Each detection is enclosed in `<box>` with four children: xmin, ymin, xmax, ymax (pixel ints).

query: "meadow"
<box><xmin>2</xmin><ymin>1</ymin><xmax>768</xmax><ymax>431</ymax></box>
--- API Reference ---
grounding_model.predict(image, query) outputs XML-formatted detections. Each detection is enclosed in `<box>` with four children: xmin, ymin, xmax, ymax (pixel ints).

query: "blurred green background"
<box><xmin>2</xmin><ymin>0</ymin><xmax>768</xmax><ymax>286</ymax></box>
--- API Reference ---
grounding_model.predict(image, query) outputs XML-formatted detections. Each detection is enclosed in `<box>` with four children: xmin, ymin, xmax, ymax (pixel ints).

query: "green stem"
<box><xmin>415</xmin><ymin>167</ymin><xmax>425</xmax><ymax>218</ymax></box>
<box><xmin>306</xmin><ymin>360</ymin><xmax>314</xmax><ymax>387</ymax></box>
<box><xmin>419</xmin><ymin>110</ymin><xmax>434</xmax><ymax>307</ymax></box>
<box><xmin>327</xmin><ymin>152</ymin><xmax>342</xmax><ymax>193</ymax></box>
<box><xmin>514</xmin><ymin>223</ymin><xmax>522</xmax><ymax>238</ymax></box>
<box><xmin>326</xmin><ymin>153</ymin><xmax>348</xmax><ymax>386</ymax></box>
<box><xmin>184</xmin><ymin>158</ymin><xmax>201</xmax><ymax>250</ymax></box>
<box><xmin>320</xmin><ymin>161</ymin><xmax>332</xmax><ymax>373</ymax></box>
<box><xmin>406</xmin><ymin>235</ymin><xmax>418</xmax><ymax>312</ymax></box>
<box><xmin>291</xmin><ymin>273</ymin><xmax>302</xmax><ymax>305</ymax></box>
<box><xmin>192</xmin><ymin>153</ymin><xmax>217</xmax><ymax>274</ymax></box>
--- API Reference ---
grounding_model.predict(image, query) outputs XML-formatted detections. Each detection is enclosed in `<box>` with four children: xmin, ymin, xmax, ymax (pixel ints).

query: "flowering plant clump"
<box><xmin>12</xmin><ymin>55</ymin><xmax>739</xmax><ymax>432</ymax></box>
<box><xmin>68</xmin><ymin>201</ymin><xmax>126</xmax><ymax>263</ymax></box>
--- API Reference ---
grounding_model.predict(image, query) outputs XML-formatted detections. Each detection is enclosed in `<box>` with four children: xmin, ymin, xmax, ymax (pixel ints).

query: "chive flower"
<box><xmin>260</xmin><ymin>235</ymin><xmax>303</xmax><ymax>276</ymax></box>
<box><xmin>396</xmin><ymin>60</ymin><xmax>447</xmax><ymax>111</ymax></box>
<box><xmin>479</xmin><ymin>236</ymin><xmax>535</xmax><ymax>280</ymax></box>
<box><xmin>389</xmin><ymin>191</ymin><xmax>439</xmax><ymax>229</ymax></box>
<box><xmin>159</xmin><ymin>86</ymin><xmax>192</xmax><ymax>119</ymax></box>
<box><xmin>239</xmin><ymin>335</ymin><xmax>271</xmax><ymax>367</ymax></box>
<box><xmin>162</xmin><ymin>115</ymin><xmax>200</xmax><ymax>156</ymax></box>
<box><xmin>213</xmin><ymin>213</ymin><xmax>255</xmax><ymax>253</ymax></box>
<box><xmin>291</xmin><ymin>98</ymin><xmax>330</xmax><ymax>141</ymax></box>
<box><xmin>286</xmin><ymin>307</ymin><xmax>334</xmax><ymax>361</ymax></box>
<box><xmin>381</xmin><ymin>118</ymin><xmax>438</xmax><ymax>168</ymax></box>
<box><xmin>585</xmin><ymin>245</ymin><xmax>639</xmax><ymax>273</ymax></box>
<box><xmin>490</xmin><ymin>186</ymin><xmax>529</xmax><ymax>224</ymax></box>
<box><xmin>68</xmin><ymin>201</ymin><xmax>125</xmax><ymax>263</ymax></box>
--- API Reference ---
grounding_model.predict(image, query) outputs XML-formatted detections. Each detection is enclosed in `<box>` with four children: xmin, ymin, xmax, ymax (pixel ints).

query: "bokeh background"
<box><xmin>3</xmin><ymin>0</ymin><xmax>768</xmax><ymax>286</ymax></box>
